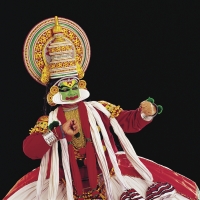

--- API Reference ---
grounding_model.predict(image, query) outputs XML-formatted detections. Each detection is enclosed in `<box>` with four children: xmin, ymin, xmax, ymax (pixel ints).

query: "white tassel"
<box><xmin>48</xmin><ymin>141</ymin><xmax>59</xmax><ymax>200</ymax></box>
<box><xmin>110</xmin><ymin>118</ymin><xmax>153</xmax><ymax>182</ymax></box>
<box><xmin>60</xmin><ymin>139</ymin><xmax>74</xmax><ymax>199</ymax></box>
<box><xmin>36</xmin><ymin>109</ymin><xmax>56</xmax><ymax>200</ymax></box>
<box><xmin>86</xmin><ymin>102</ymin><xmax>127</xmax><ymax>190</ymax></box>
<box><xmin>90</xmin><ymin>101</ymin><xmax>153</xmax><ymax>183</ymax></box>
<box><xmin>85</xmin><ymin>102</ymin><xmax>114</xmax><ymax>200</ymax></box>
<box><xmin>36</xmin><ymin>149</ymin><xmax>50</xmax><ymax>200</ymax></box>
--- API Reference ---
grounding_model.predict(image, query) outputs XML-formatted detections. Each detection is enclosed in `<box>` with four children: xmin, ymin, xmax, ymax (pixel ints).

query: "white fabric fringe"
<box><xmin>36</xmin><ymin>149</ymin><xmax>49</xmax><ymax>200</ymax></box>
<box><xmin>85</xmin><ymin>103</ymin><xmax>127</xmax><ymax>189</ymax></box>
<box><xmin>8</xmin><ymin>176</ymin><xmax>189</xmax><ymax>200</ymax></box>
<box><xmin>60</xmin><ymin>139</ymin><xmax>73</xmax><ymax>199</ymax></box>
<box><xmin>48</xmin><ymin>142</ymin><xmax>59</xmax><ymax>200</ymax></box>
<box><xmin>90</xmin><ymin>101</ymin><xmax>153</xmax><ymax>183</ymax></box>
<box><xmin>85</xmin><ymin>102</ymin><xmax>114</xmax><ymax>200</ymax></box>
<box><xmin>26</xmin><ymin>101</ymin><xmax>188</xmax><ymax>200</ymax></box>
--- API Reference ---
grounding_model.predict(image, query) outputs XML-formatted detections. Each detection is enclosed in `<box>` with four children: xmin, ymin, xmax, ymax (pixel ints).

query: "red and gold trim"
<box><xmin>99</xmin><ymin>101</ymin><xmax>123</xmax><ymax>118</ymax></box>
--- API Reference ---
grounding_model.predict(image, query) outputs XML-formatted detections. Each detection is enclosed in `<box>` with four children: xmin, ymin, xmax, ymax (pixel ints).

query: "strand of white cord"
<box><xmin>60</xmin><ymin>138</ymin><xmax>74</xmax><ymax>199</ymax></box>
<box><xmin>36</xmin><ymin>149</ymin><xmax>50</xmax><ymax>200</ymax></box>
<box><xmin>90</xmin><ymin>101</ymin><xmax>153</xmax><ymax>183</ymax></box>
<box><xmin>85</xmin><ymin>103</ymin><xmax>114</xmax><ymax>200</ymax></box>
<box><xmin>35</xmin><ymin>109</ymin><xmax>57</xmax><ymax>200</ymax></box>
<box><xmin>48</xmin><ymin>138</ymin><xmax>59</xmax><ymax>200</ymax></box>
<box><xmin>86</xmin><ymin>102</ymin><xmax>127</xmax><ymax>190</ymax></box>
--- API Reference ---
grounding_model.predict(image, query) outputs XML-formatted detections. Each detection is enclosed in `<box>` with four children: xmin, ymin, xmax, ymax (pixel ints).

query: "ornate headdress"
<box><xmin>23</xmin><ymin>16</ymin><xmax>91</xmax><ymax>105</ymax></box>
<box><xmin>23</xmin><ymin>16</ymin><xmax>90</xmax><ymax>84</ymax></box>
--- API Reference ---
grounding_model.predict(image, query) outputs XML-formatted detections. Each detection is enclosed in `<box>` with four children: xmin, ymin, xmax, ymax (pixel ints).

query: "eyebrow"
<box><xmin>58</xmin><ymin>85</ymin><xmax>69</xmax><ymax>89</ymax></box>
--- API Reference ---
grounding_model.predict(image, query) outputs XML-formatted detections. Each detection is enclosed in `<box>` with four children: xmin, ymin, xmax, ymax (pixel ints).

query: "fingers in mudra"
<box><xmin>140</xmin><ymin>101</ymin><xmax>156</xmax><ymax>116</ymax></box>
<box><xmin>62</xmin><ymin>120</ymin><xmax>79</xmax><ymax>136</ymax></box>
<box><xmin>71</xmin><ymin>120</ymin><xmax>78</xmax><ymax>131</ymax></box>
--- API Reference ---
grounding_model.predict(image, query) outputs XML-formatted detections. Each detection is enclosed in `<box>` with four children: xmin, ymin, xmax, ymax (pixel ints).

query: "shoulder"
<box><xmin>98</xmin><ymin>100</ymin><xmax>123</xmax><ymax>118</ymax></box>
<box><xmin>29</xmin><ymin>115</ymin><xmax>49</xmax><ymax>135</ymax></box>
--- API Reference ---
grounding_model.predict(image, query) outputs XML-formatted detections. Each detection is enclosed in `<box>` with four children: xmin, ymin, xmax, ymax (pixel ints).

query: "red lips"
<box><xmin>65</xmin><ymin>95</ymin><xmax>78</xmax><ymax>100</ymax></box>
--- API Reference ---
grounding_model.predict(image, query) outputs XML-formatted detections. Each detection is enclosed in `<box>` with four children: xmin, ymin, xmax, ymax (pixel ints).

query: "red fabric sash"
<box><xmin>57</xmin><ymin>106</ymin><xmax>83</xmax><ymax>196</ymax></box>
<box><xmin>78</xmin><ymin>101</ymin><xmax>98</xmax><ymax>191</ymax></box>
<box><xmin>57</xmin><ymin>102</ymin><xmax>98</xmax><ymax>197</ymax></box>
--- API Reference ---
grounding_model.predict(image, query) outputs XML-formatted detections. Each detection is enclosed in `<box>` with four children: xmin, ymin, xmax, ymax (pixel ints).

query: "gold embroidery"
<box><xmin>29</xmin><ymin>115</ymin><xmax>49</xmax><ymax>134</ymax></box>
<box><xmin>98</xmin><ymin>101</ymin><xmax>123</xmax><ymax>118</ymax></box>
<box><xmin>71</xmin><ymin>174</ymin><xmax>106</xmax><ymax>199</ymax></box>
<box><xmin>64</xmin><ymin>108</ymin><xmax>86</xmax><ymax>150</ymax></box>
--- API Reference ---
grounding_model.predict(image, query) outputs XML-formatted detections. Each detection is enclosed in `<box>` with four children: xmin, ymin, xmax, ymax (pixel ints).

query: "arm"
<box><xmin>23</xmin><ymin>116</ymin><xmax>64</xmax><ymax>160</ymax></box>
<box><xmin>23</xmin><ymin>132</ymin><xmax>51</xmax><ymax>159</ymax></box>
<box><xmin>116</xmin><ymin>108</ymin><xmax>152</xmax><ymax>133</ymax></box>
<box><xmin>23</xmin><ymin>115</ymin><xmax>79</xmax><ymax>159</ymax></box>
<box><xmin>99</xmin><ymin>100</ymin><xmax>156</xmax><ymax>133</ymax></box>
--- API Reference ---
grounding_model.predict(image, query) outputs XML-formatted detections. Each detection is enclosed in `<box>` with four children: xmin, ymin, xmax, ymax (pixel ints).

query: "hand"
<box><xmin>140</xmin><ymin>101</ymin><xmax>156</xmax><ymax>116</ymax></box>
<box><xmin>62</xmin><ymin>119</ymin><xmax>79</xmax><ymax>136</ymax></box>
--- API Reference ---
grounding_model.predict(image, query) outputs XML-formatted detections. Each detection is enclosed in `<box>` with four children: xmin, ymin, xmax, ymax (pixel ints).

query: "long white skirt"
<box><xmin>7</xmin><ymin>175</ymin><xmax>189</xmax><ymax>200</ymax></box>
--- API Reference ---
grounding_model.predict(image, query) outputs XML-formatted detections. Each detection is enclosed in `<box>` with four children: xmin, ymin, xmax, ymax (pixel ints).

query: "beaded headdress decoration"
<box><xmin>23</xmin><ymin>16</ymin><xmax>91</xmax><ymax>105</ymax></box>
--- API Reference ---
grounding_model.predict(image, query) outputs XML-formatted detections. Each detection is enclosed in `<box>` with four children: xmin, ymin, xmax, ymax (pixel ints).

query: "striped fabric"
<box><xmin>146</xmin><ymin>182</ymin><xmax>176</xmax><ymax>200</ymax></box>
<box><xmin>120</xmin><ymin>189</ymin><xmax>145</xmax><ymax>200</ymax></box>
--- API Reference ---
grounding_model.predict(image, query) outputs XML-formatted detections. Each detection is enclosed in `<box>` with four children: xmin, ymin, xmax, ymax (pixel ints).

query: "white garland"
<box><xmin>85</xmin><ymin>102</ymin><xmax>114</xmax><ymax>200</ymax></box>
<box><xmin>85</xmin><ymin>103</ymin><xmax>127</xmax><ymax>189</ymax></box>
<box><xmin>60</xmin><ymin>139</ymin><xmax>73</xmax><ymax>199</ymax></box>
<box><xmin>36</xmin><ymin>149</ymin><xmax>49</xmax><ymax>200</ymax></box>
<box><xmin>36</xmin><ymin>101</ymin><xmax>153</xmax><ymax>199</ymax></box>
<box><xmin>90</xmin><ymin>101</ymin><xmax>153</xmax><ymax>183</ymax></box>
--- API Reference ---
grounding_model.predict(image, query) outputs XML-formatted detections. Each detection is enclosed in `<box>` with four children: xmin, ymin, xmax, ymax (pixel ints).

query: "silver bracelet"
<box><xmin>42</xmin><ymin>130</ymin><xmax>58</xmax><ymax>146</ymax></box>
<box><xmin>141</xmin><ymin>112</ymin><xmax>154</xmax><ymax>121</ymax></box>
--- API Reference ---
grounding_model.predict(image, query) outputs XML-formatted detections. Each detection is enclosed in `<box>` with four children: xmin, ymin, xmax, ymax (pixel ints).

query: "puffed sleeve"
<box><xmin>23</xmin><ymin>132</ymin><xmax>51</xmax><ymax>159</ymax></box>
<box><xmin>116</xmin><ymin>108</ymin><xmax>151</xmax><ymax>133</ymax></box>
<box><xmin>23</xmin><ymin>115</ymin><xmax>63</xmax><ymax>159</ymax></box>
<box><xmin>98</xmin><ymin>101</ymin><xmax>152</xmax><ymax>133</ymax></box>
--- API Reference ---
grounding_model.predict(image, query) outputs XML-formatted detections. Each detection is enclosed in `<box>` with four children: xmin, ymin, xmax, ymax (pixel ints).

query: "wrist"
<box><xmin>52</xmin><ymin>126</ymin><xmax>65</xmax><ymax>139</ymax></box>
<box><xmin>59</xmin><ymin>125</ymin><xmax>66</xmax><ymax>138</ymax></box>
<box><xmin>42</xmin><ymin>130</ymin><xmax>58</xmax><ymax>146</ymax></box>
<box><xmin>141</xmin><ymin>112</ymin><xmax>154</xmax><ymax>121</ymax></box>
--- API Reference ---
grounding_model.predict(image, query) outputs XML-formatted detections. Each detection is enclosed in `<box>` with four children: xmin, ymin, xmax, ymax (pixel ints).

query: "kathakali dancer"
<box><xmin>4</xmin><ymin>16</ymin><xmax>199</xmax><ymax>200</ymax></box>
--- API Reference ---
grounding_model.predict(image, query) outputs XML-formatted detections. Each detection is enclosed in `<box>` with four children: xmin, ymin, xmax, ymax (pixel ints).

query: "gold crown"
<box><xmin>40</xmin><ymin>16</ymin><xmax>84</xmax><ymax>85</ymax></box>
<box><xmin>23</xmin><ymin>16</ymin><xmax>90</xmax><ymax>85</ymax></box>
<box><xmin>52</xmin><ymin>16</ymin><xmax>63</xmax><ymax>34</ymax></box>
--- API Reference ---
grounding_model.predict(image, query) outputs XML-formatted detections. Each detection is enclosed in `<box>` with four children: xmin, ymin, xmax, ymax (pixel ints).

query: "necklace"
<box><xmin>64</xmin><ymin>108</ymin><xmax>86</xmax><ymax>150</ymax></box>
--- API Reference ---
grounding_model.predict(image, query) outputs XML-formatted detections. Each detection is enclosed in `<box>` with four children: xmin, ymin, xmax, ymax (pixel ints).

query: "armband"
<box><xmin>29</xmin><ymin>115</ymin><xmax>49</xmax><ymax>134</ymax></box>
<box><xmin>42</xmin><ymin>130</ymin><xmax>58</xmax><ymax>146</ymax></box>
<box><xmin>98</xmin><ymin>100</ymin><xmax>123</xmax><ymax>118</ymax></box>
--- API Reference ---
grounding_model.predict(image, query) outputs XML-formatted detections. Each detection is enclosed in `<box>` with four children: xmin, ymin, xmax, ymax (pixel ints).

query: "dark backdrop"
<box><xmin>1</xmin><ymin>1</ymin><xmax>200</xmax><ymax>198</ymax></box>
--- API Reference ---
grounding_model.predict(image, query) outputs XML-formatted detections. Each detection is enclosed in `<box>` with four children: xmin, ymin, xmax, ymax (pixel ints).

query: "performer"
<box><xmin>4</xmin><ymin>16</ymin><xmax>199</xmax><ymax>200</ymax></box>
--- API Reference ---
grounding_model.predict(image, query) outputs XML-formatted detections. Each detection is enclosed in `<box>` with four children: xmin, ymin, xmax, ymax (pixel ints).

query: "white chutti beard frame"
<box><xmin>52</xmin><ymin>89</ymin><xmax>90</xmax><ymax>104</ymax></box>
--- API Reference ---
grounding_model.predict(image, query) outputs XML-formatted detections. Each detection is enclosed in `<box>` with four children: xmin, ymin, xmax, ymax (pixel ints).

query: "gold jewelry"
<box><xmin>64</xmin><ymin>108</ymin><xmax>86</xmax><ymax>150</ymax></box>
<box><xmin>78</xmin><ymin>80</ymin><xmax>87</xmax><ymax>89</ymax></box>
<box><xmin>50</xmin><ymin>85</ymin><xmax>59</xmax><ymax>95</ymax></box>
<box><xmin>41</xmin><ymin>65</ymin><xmax>50</xmax><ymax>85</ymax></box>
<box><xmin>99</xmin><ymin>101</ymin><xmax>123</xmax><ymax>118</ymax></box>
<box><xmin>47</xmin><ymin>92</ymin><xmax>56</xmax><ymax>106</ymax></box>
<box><xmin>29</xmin><ymin>115</ymin><xmax>49</xmax><ymax>134</ymax></box>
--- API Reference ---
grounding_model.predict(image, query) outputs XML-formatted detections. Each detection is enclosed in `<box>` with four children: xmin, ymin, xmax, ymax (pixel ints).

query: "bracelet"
<box><xmin>59</xmin><ymin>125</ymin><xmax>65</xmax><ymax>139</ymax></box>
<box><xmin>141</xmin><ymin>112</ymin><xmax>154</xmax><ymax>121</ymax></box>
<box><xmin>42</xmin><ymin>130</ymin><xmax>58</xmax><ymax>146</ymax></box>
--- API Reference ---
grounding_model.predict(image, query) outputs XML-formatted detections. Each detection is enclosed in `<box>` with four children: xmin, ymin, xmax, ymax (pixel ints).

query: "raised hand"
<box><xmin>140</xmin><ymin>101</ymin><xmax>156</xmax><ymax>116</ymax></box>
<box><xmin>62</xmin><ymin>119</ymin><xmax>79</xmax><ymax>136</ymax></box>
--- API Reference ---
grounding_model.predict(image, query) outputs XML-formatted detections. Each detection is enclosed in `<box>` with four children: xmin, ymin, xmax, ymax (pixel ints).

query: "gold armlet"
<box><xmin>29</xmin><ymin>115</ymin><xmax>49</xmax><ymax>134</ymax></box>
<box><xmin>98</xmin><ymin>101</ymin><xmax>123</xmax><ymax>118</ymax></box>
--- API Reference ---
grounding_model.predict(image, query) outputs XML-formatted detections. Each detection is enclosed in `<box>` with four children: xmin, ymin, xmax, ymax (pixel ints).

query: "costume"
<box><xmin>4</xmin><ymin>16</ymin><xmax>199</xmax><ymax>200</ymax></box>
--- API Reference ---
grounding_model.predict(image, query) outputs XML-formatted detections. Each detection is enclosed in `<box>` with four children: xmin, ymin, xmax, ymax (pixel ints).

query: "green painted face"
<box><xmin>58</xmin><ymin>81</ymin><xmax>80</xmax><ymax>101</ymax></box>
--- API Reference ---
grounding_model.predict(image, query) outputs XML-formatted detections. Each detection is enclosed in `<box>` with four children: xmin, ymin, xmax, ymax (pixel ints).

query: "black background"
<box><xmin>1</xmin><ymin>1</ymin><xmax>200</xmax><ymax>198</ymax></box>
